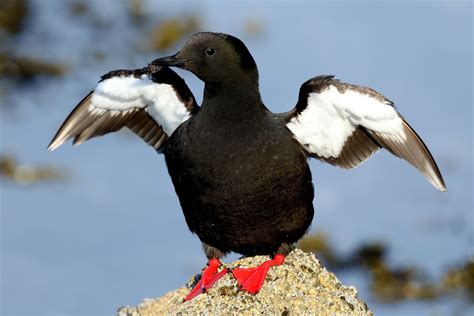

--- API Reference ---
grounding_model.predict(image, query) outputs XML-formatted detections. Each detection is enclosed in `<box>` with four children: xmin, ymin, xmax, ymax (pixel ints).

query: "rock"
<box><xmin>117</xmin><ymin>249</ymin><xmax>372</xmax><ymax>315</ymax></box>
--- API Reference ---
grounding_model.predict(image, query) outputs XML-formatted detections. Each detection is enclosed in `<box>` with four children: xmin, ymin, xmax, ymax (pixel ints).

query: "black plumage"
<box><xmin>164</xmin><ymin>90</ymin><xmax>314</xmax><ymax>256</ymax></box>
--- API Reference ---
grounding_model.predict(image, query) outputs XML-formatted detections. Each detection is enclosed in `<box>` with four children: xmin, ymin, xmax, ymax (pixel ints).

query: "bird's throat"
<box><xmin>202</xmin><ymin>80</ymin><xmax>265</xmax><ymax>120</ymax></box>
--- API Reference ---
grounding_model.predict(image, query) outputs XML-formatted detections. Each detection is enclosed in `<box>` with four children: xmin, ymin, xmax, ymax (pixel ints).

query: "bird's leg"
<box><xmin>231</xmin><ymin>243</ymin><xmax>292</xmax><ymax>294</ymax></box>
<box><xmin>184</xmin><ymin>244</ymin><xmax>228</xmax><ymax>301</ymax></box>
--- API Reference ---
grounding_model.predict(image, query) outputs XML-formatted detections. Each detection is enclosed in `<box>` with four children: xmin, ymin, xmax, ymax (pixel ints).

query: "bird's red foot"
<box><xmin>184</xmin><ymin>258</ymin><xmax>228</xmax><ymax>301</ymax></box>
<box><xmin>231</xmin><ymin>254</ymin><xmax>285</xmax><ymax>294</ymax></box>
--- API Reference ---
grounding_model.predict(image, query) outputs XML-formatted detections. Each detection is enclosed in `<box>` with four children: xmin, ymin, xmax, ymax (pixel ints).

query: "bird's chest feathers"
<box><xmin>172</xmin><ymin>112</ymin><xmax>283</xmax><ymax>185</ymax></box>
<box><xmin>190</xmin><ymin>116</ymin><xmax>266</xmax><ymax>168</ymax></box>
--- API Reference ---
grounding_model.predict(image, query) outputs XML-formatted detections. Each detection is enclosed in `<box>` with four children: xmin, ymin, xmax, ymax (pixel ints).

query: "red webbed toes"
<box><xmin>232</xmin><ymin>266</ymin><xmax>259</xmax><ymax>286</ymax></box>
<box><xmin>184</xmin><ymin>259</ymin><xmax>228</xmax><ymax>301</ymax></box>
<box><xmin>231</xmin><ymin>254</ymin><xmax>285</xmax><ymax>294</ymax></box>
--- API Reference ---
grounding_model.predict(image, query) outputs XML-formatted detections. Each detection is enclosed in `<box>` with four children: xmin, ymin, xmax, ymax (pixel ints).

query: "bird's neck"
<box><xmin>202</xmin><ymin>76</ymin><xmax>266</xmax><ymax>118</ymax></box>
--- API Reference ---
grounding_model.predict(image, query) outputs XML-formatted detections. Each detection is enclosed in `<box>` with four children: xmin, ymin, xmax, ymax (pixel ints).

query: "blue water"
<box><xmin>1</xmin><ymin>1</ymin><xmax>472</xmax><ymax>315</ymax></box>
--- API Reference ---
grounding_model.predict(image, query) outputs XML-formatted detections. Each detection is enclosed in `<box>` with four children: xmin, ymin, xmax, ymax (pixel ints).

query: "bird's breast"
<box><xmin>164</xmin><ymin>115</ymin><xmax>310</xmax><ymax>206</ymax></box>
<box><xmin>163</xmin><ymin>115</ymin><xmax>314</xmax><ymax>253</ymax></box>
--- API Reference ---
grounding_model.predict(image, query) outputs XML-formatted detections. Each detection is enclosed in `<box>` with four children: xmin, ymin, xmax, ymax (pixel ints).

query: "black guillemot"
<box><xmin>48</xmin><ymin>32</ymin><xmax>446</xmax><ymax>301</ymax></box>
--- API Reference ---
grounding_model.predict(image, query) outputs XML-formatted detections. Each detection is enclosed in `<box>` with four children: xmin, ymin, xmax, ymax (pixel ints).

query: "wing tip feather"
<box><xmin>47</xmin><ymin>143</ymin><xmax>58</xmax><ymax>151</ymax></box>
<box><xmin>430</xmin><ymin>176</ymin><xmax>447</xmax><ymax>192</ymax></box>
<box><xmin>400</xmin><ymin>120</ymin><xmax>447</xmax><ymax>192</ymax></box>
<box><xmin>47</xmin><ymin>138</ymin><xmax>66</xmax><ymax>151</ymax></box>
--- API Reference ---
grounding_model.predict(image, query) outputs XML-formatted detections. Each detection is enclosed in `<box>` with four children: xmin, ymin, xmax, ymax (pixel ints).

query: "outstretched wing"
<box><xmin>48</xmin><ymin>66</ymin><xmax>198</xmax><ymax>152</ymax></box>
<box><xmin>282</xmin><ymin>75</ymin><xmax>446</xmax><ymax>191</ymax></box>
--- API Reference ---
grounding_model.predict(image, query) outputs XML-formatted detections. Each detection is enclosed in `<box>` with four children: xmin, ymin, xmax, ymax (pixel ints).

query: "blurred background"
<box><xmin>0</xmin><ymin>0</ymin><xmax>472</xmax><ymax>315</ymax></box>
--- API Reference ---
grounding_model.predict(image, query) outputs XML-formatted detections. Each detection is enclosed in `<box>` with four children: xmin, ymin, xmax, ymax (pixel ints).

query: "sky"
<box><xmin>1</xmin><ymin>1</ymin><xmax>472</xmax><ymax>315</ymax></box>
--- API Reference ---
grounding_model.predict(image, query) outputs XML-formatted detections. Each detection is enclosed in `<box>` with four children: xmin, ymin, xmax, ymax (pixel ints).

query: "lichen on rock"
<box><xmin>117</xmin><ymin>249</ymin><xmax>372</xmax><ymax>315</ymax></box>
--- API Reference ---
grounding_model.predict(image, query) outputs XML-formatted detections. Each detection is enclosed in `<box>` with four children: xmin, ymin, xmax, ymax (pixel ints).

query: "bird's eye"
<box><xmin>206</xmin><ymin>48</ymin><xmax>216</xmax><ymax>56</ymax></box>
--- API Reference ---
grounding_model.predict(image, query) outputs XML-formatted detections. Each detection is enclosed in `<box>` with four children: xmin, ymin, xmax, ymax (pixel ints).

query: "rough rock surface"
<box><xmin>117</xmin><ymin>249</ymin><xmax>372</xmax><ymax>315</ymax></box>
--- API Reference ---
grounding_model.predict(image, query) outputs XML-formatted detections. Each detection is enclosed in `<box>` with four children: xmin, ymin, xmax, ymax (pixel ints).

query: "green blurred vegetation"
<box><xmin>0</xmin><ymin>53</ymin><xmax>67</xmax><ymax>81</ymax></box>
<box><xmin>0</xmin><ymin>154</ymin><xmax>69</xmax><ymax>184</ymax></box>
<box><xmin>299</xmin><ymin>233</ymin><xmax>474</xmax><ymax>302</ymax></box>
<box><xmin>0</xmin><ymin>0</ymin><xmax>67</xmax><ymax>82</ymax></box>
<box><xmin>0</xmin><ymin>0</ymin><xmax>28</xmax><ymax>34</ymax></box>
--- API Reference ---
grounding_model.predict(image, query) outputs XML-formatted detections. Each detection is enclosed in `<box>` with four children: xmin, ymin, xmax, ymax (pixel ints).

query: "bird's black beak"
<box><xmin>150</xmin><ymin>53</ymin><xmax>187</xmax><ymax>68</ymax></box>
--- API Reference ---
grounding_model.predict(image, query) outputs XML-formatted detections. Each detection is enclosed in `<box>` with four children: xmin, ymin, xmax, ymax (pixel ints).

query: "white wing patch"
<box><xmin>91</xmin><ymin>74</ymin><xmax>191</xmax><ymax>135</ymax></box>
<box><xmin>144</xmin><ymin>84</ymin><xmax>192</xmax><ymax>136</ymax></box>
<box><xmin>48</xmin><ymin>68</ymin><xmax>196</xmax><ymax>152</ymax></box>
<box><xmin>287</xmin><ymin>85</ymin><xmax>404</xmax><ymax>158</ymax></box>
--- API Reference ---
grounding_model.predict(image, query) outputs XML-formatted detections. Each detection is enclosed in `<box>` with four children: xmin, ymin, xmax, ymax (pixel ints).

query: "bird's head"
<box><xmin>150</xmin><ymin>32</ymin><xmax>258</xmax><ymax>84</ymax></box>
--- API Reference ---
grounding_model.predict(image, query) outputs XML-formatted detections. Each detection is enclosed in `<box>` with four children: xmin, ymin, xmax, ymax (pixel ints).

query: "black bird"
<box><xmin>48</xmin><ymin>32</ymin><xmax>446</xmax><ymax>300</ymax></box>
